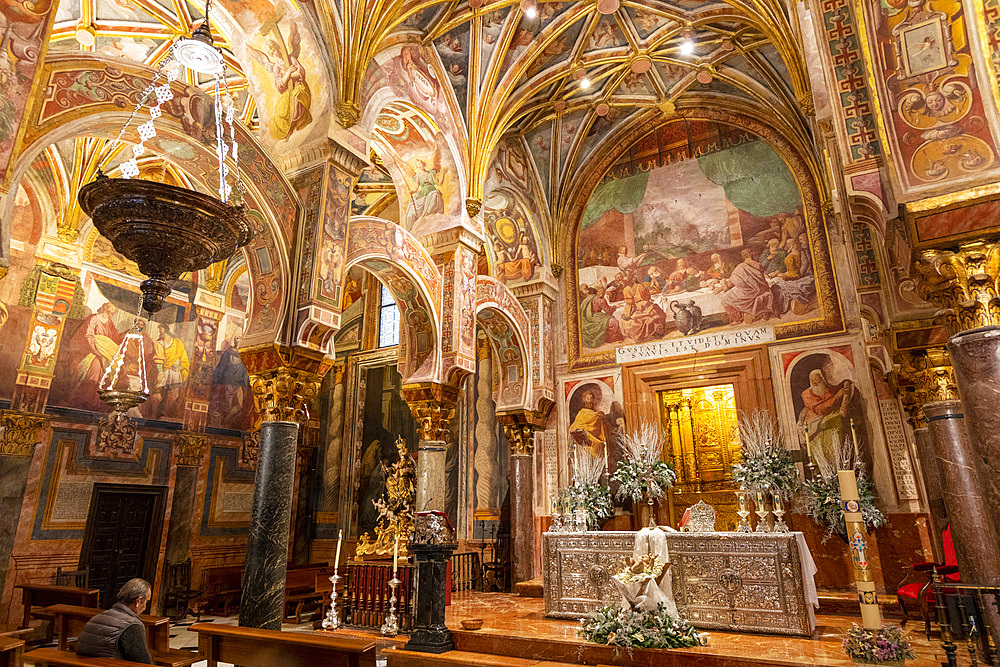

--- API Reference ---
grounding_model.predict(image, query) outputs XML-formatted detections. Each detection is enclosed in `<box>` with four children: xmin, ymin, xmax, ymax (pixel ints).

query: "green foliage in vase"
<box><xmin>580</xmin><ymin>604</ymin><xmax>707</xmax><ymax>649</ymax></box>
<box><xmin>611</xmin><ymin>421</ymin><xmax>676</xmax><ymax>503</ymax></box>
<box><xmin>799</xmin><ymin>467</ymin><xmax>885</xmax><ymax>540</ymax></box>
<box><xmin>558</xmin><ymin>481</ymin><xmax>613</xmax><ymax>527</ymax></box>
<box><xmin>731</xmin><ymin>409</ymin><xmax>798</xmax><ymax>496</ymax></box>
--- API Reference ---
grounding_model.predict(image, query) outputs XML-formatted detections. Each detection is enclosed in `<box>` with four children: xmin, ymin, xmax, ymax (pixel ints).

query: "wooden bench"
<box><xmin>42</xmin><ymin>606</ymin><xmax>195</xmax><ymax>667</ymax></box>
<box><xmin>23</xmin><ymin>647</ymin><xmax>150</xmax><ymax>666</ymax></box>
<box><xmin>0</xmin><ymin>636</ymin><xmax>24</xmax><ymax>667</ymax></box>
<box><xmin>284</xmin><ymin>565</ymin><xmax>331</xmax><ymax>624</ymax></box>
<box><xmin>197</xmin><ymin>565</ymin><xmax>243</xmax><ymax>616</ymax></box>
<box><xmin>192</xmin><ymin>622</ymin><xmax>375</xmax><ymax>667</ymax></box>
<box><xmin>17</xmin><ymin>585</ymin><xmax>101</xmax><ymax>630</ymax></box>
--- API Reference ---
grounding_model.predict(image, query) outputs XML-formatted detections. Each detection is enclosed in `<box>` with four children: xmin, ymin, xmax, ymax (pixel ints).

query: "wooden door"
<box><xmin>80</xmin><ymin>484</ymin><xmax>168</xmax><ymax>608</ymax></box>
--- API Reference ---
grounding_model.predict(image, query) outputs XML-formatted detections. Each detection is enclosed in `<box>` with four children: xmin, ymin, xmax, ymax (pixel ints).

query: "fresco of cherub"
<box><xmin>248</xmin><ymin>20</ymin><xmax>312</xmax><ymax>141</ymax></box>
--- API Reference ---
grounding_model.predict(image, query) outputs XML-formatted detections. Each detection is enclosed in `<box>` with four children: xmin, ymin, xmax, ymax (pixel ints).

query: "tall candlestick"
<box><xmin>334</xmin><ymin>529</ymin><xmax>343</xmax><ymax>573</ymax></box>
<box><xmin>849</xmin><ymin>418</ymin><xmax>859</xmax><ymax>462</ymax></box>
<box><xmin>392</xmin><ymin>533</ymin><xmax>399</xmax><ymax>578</ymax></box>
<box><xmin>803</xmin><ymin>424</ymin><xmax>813</xmax><ymax>460</ymax></box>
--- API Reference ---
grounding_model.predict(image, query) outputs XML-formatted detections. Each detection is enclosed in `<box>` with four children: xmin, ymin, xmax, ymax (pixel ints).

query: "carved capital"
<box><xmin>336</xmin><ymin>101</ymin><xmax>360</xmax><ymax>128</ymax></box>
<box><xmin>894</xmin><ymin>346</ymin><xmax>960</xmax><ymax>408</ymax></box>
<box><xmin>249</xmin><ymin>367</ymin><xmax>322</xmax><ymax>424</ymax></box>
<box><xmin>551</xmin><ymin>263</ymin><xmax>563</xmax><ymax>278</ymax></box>
<box><xmin>175</xmin><ymin>432</ymin><xmax>207</xmax><ymax>467</ymax></box>
<box><xmin>913</xmin><ymin>241</ymin><xmax>1000</xmax><ymax>333</ymax></box>
<box><xmin>56</xmin><ymin>225</ymin><xmax>80</xmax><ymax>244</ymax></box>
<box><xmin>402</xmin><ymin>383</ymin><xmax>458</xmax><ymax>442</ymax></box>
<box><xmin>497</xmin><ymin>411</ymin><xmax>542</xmax><ymax>456</ymax></box>
<box><xmin>465</xmin><ymin>197</ymin><xmax>482</xmax><ymax>218</ymax></box>
<box><xmin>798</xmin><ymin>91</ymin><xmax>815</xmax><ymax>116</ymax></box>
<box><xmin>0</xmin><ymin>410</ymin><xmax>50</xmax><ymax>456</ymax></box>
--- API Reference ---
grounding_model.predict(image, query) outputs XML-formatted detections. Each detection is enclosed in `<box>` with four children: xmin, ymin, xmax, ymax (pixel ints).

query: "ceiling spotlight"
<box><xmin>75</xmin><ymin>22</ymin><xmax>97</xmax><ymax>47</ymax></box>
<box><xmin>680</xmin><ymin>39</ymin><xmax>694</xmax><ymax>55</ymax></box>
<box><xmin>521</xmin><ymin>0</ymin><xmax>537</xmax><ymax>18</ymax></box>
<box><xmin>580</xmin><ymin>77</ymin><xmax>592</xmax><ymax>90</ymax></box>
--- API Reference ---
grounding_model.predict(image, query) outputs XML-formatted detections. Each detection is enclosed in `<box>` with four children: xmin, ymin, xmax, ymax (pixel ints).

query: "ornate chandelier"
<box><xmin>80</xmin><ymin>0</ymin><xmax>251</xmax><ymax>431</ymax></box>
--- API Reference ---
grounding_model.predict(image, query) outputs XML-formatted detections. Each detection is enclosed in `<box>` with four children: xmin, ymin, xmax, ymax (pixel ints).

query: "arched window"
<box><xmin>378</xmin><ymin>283</ymin><xmax>400</xmax><ymax>348</ymax></box>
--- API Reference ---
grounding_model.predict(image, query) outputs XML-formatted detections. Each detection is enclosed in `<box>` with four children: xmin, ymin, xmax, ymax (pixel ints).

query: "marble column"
<box><xmin>498</xmin><ymin>413</ymin><xmax>539</xmax><ymax>585</ymax></box>
<box><xmin>911</xmin><ymin>427</ymin><xmax>947</xmax><ymax>563</ymax></box>
<box><xmin>404</xmin><ymin>541</ymin><xmax>456</xmax><ymax>653</ymax></box>
<box><xmin>0</xmin><ymin>413</ymin><xmax>48</xmax><ymax>600</ymax></box>
<box><xmin>402</xmin><ymin>384</ymin><xmax>459</xmax><ymax>518</ymax></box>
<box><xmin>238</xmin><ymin>363</ymin><xmax>322</xmax><ymax>630</ymax></box>
<box><xmin>160</xmin><ymin>433</ymin><xmax>204</xmax><ymax>614</ymax></box>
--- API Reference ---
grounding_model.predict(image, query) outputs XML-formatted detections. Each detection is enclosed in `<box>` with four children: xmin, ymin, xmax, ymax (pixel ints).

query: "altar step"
<box><xmin>513</xmin><ymin>577</ymin><xmax>543</xmax><ymax>597</ymax></box>
<box><xmin>816</xmin><ymin>589</ymin><xmax>902</xmax><ymax>619</ymax></box>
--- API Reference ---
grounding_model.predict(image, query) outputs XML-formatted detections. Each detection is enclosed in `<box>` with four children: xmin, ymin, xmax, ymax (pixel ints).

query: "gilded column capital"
<box><xmin>336</xmin><ymin>101</ymin><xmax>360</xmax><ymax>128</ymax></box>
<box><xmin>402</xmin><ymin>383</ymin><xmax>459</xmax><ymax>442</ymax></box>
<box><xmin>0</xmin><ymin>410</ymin><xmax>50</xmax><ymax>456</ymax></box>
<box><xmin>175</xmin><ymin>432</ymin><xmax>207</xmax><ymax>467</ymax></box>
<box><xmin>497</xmin><ymin>411</ymin><xmax>544</xmax><ymax>456</ymax></box>
<box><xmin>913</xmin><ymin>240</ymin><xmax>1000</xmax><ymax>333</ymax></box>
<box><xmin>249</xmin><ymin>367</ymin><xmax>322</xmax><ymax>424</ymax></box>
<box><xmin>894</xmin><ymin>347</ymin><xmax>960</xmax><ymax>407</ymax></box>
<box><xmin>465</xmin><ymin>197</ymin><xmax>482</xmax><ymax>218</ymax></box>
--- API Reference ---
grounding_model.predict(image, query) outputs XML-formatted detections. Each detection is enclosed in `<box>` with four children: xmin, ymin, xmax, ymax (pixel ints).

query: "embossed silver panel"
<box><xmin>543</xmin><ymin>531</ymin><xmax>812</xmax><ymax>636</ymax></box>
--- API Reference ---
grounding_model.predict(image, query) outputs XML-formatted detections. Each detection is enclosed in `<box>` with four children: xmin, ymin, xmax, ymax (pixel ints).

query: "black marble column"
<box><xmin>911</xmin><ymin>427</ymin><xmax>947</xmax><ymax>563</ymax></box>
<box><xmin>159</xmin><ymin>464</ymin><xmax>198</xmax><ymax>615</ymax></box>
<box><xmin>404</xmin><ymin>542</ymin><xmax>457</xmax><ymax>653</ymax></box>
<box><xmin>239</xmin><ymin>420</ymin><xmax>299</xmax><ymax>630</ymax></box>
<box><xmin>508</xmin><ymin>454</ymin><xmax>533</xmax><ymax>584</ymax></box>
<box><xmin>0</xmin><ymin>454</ymin><xmax>34</xmax><ymax>599</ymax></box>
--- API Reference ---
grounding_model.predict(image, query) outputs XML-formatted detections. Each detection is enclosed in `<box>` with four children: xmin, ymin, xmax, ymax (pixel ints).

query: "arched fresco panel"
<box><xmin>346</xmin><ymin>216</ymin><xmax>442</xmax><ymax>383</ymax></box>
<box><xmin>475</xmin><ymin>275</ymin><xmax>534</xmax><ymax>412</ymax></box>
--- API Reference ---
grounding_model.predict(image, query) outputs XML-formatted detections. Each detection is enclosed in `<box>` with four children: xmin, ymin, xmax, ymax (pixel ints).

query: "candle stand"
<box><xmin>322</xmin><ymin>573</ymin><xmax>341</xmax><ymax>630</ymax></box>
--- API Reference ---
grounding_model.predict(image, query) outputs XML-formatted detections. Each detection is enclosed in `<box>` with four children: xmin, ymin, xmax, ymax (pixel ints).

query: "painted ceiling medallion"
<box><xmin>596</xmin><ymin>102</ymin><xmax>610</xmax><ymax>116</ymax></box>
<box><xmin>596</xmin><ymin>0</ymin><xmax>620</xmax><ymax>15</ymax></box>
<box><xmin>696</xmin><ymin>69</ymin><xmax>713</xmax><ymax>84</ymax></box>
<box><xmin>630</xmin><ymin>56</ymin><xmax>652</xmax><ymax>74</ymax></box>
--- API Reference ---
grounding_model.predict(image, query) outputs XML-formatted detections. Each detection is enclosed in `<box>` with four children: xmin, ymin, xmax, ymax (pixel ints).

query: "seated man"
<box><xmin>76</xmin><ymin>578</ymin><xmax>153</xmax><ymax>664</ymax></box>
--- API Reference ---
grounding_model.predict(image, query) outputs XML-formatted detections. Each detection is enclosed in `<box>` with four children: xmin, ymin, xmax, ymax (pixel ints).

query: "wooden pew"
<box><xmin>0</xmin><ymin>636</ymin><xmax>24</xmax><ymax>667</ymax></box>
<box><xmin>284</xmin><ymin>565</ymin><xmax>331</xmax><ymax>624</ymax></box>
<box><xmin>23</xmin><ymin>647</ymin><xmax>150</xmax><ymax>666</ymax></box>
<box><xmin>16</xmin><ymin>585</ymin><xmax>100</xmax><ymax>630</ymax></box>
<box><xmin>42</xmin><ymin>605</ymin><xmax>196</xmax><ymax>667</ymax></box>
<box><xmin>192</xmin><ymin>623</ymin><xmax>375</xmax><ymax>667</ymax></box>
<box><xmin>196</xmin><ymin>565</ymin><xmax>242</xmax><ymax>616</ymax></box>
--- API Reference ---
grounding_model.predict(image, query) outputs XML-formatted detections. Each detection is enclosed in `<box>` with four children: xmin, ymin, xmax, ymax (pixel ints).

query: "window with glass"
<box><xmin>378</xmin><ymin>283</ymin><xmax>400</xmax><ymax>348</ymax></box>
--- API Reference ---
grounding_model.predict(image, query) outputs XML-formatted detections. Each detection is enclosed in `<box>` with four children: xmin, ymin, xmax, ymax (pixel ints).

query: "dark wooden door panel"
<box><xmin>80</xmin><ymin>485</ymin><xmax>167</xmax><ymax>608</ymax></box>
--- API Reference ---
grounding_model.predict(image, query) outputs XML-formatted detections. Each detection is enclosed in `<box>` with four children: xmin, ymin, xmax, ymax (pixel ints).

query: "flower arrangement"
<box><xmin>731</xmin><ymin>409</ymin><xmax>798</xmax><ymax>496</ymax></box>
<box><xmin>558</xmin><ymin>449</ymin><xmax>613</xmax><ymax>528</ymax></box>
<box><xmin>799</xmin><ymin>437</ymin><xmax>885</xmax><ymax>540</ymax></box>
<box><xmin>800</xmin><ymin>467</ymin><xmax>885</xmax><ymax>541</ymax></box>
<box><xmin>613</xmin><ymin>554</ymin><xmax>667</xmax><ymax>584</ymax></box>
<box><xmin>611</xmin><ymin>421</ymin><xmax>677</xmax><ymax>504</ymax></box>
<box><xmin>580</xmin><ymin>603</ymin><xmax>707</xmax><ymax>650</ymax></box>
<box><xmin>842</xmin><ymin>624</ymin><xmax>916</xmax><ymax>665</ymax></box>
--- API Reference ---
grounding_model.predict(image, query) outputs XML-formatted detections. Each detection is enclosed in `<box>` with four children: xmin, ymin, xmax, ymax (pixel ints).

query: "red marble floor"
<box><xmin>377</xmin><ymin>591</ymin><xmax>974</xmax><ymax>667</ymax></box>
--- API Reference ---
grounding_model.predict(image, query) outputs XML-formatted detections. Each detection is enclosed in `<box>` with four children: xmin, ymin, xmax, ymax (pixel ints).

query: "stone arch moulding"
<box><xmin>345</xmin><ymin>215</ymin><xmax>443</xmax><ymax>384</ymax></box>
<box><xmin>6</xmin><ymin>54</ymin><xmax>300</xmax><ymax>349</ymax></box>
<box><xmin>475</xmin><ymin>275</ymin><xmax>536</xmax><ymax>413</ymax></box>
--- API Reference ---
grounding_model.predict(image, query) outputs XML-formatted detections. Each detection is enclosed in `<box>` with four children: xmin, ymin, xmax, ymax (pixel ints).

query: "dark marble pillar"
<box><xmin>924</xmin><ymin>400</ymin><xmax>1000</xmax><ymax>650</ymax></box>
<box><xmin>159</xmin><ymin>463</ymin><xmax>198</xmax><ymax>614</ymax></box>
<box><xmin>404</xmin><ymin>541</ymin><xmax>456</xmax><ymax>653</ymax></box>
<box><xmin>239</xmin><ymin>420</ymin><xmax>299</xmax><ymax>630</ymax></box>
<box><xmin>947</xmin><ymin>327</ymin><xmax>1000</xmax><ymax>531</ymax></box>
<box><xmin>508</xmin><ymin>453</ymin><xmax>533</xmax><ymax>584</ymax></box>
<box><xmin>0</xmin><ymin>454</ymin><xmax>34</xmax><ymax>599</ymax></box>
<box><xmin>911</xmin><ymin>427</ymin><xmax>947</xmax><ymax>563</ymax></box>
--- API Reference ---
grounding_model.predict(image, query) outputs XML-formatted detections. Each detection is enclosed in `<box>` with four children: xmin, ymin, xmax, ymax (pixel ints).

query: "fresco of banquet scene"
<box><xmin>0</xmin><ymin>222</ymin><xmax>256</xmax><ymax>433</ymax></box>
<box><xmin>577</xmin><ymin>129</ymin><xmax>817</xmax><ymax>352</ymax></box>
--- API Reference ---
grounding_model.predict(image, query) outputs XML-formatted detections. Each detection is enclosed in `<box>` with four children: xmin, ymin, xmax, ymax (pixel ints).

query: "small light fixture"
<box><xmin>521</xmin><ymin>0</ymin><xmax>537</xmax><ymax>18</ymax></box>
<box><xmin>172</xmin><ymin>0</ymin><xmax>224</xmax><ymax>75</ymax></box>
<box><xmin>75</xmin><ymin>22</ymin><xmax>97</xmax><ymax>47</ymax></box>
<box><xmin>680</xmin><ymin>39</ymin><xmax>694</xmax><ymax>55</ymax></box>
<box><xmin>580</xmin><ymin>77</ymin><xmax>592</xmax><ymax>90</ymax></box>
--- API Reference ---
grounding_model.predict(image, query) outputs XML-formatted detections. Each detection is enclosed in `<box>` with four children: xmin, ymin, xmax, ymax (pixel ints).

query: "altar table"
<box><xmin>542</xmin><ymin>531</ymin><xmax>818</xmax><ymax>636</ymax></box>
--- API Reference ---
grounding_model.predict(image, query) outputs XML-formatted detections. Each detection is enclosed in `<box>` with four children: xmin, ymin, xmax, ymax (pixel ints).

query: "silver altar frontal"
<box><xmin>542</xmin><ymin>531</ymin><xmax>818</xmax><ymax>636</ymax></box>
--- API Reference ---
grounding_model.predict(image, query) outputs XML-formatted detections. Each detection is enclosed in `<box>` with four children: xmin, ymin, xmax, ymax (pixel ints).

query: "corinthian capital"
<box><xmin>249</xmin><ymin>367</ymin><xmax>322</xmax><ymax>424</ymax></box>
<box><xmin>894</xmin><ymin>346</ymin><xmax>960</xmax><ymax>406</ymax></box>
<box><xmin>913</xmin><ymin>241</ymin><xmax>1000</xmax><ymax>333</ymax></box>
<box><xmin>402</xmin><ymin>383</ymin><xmax>459</xmax><ymax>442</ymax></box>
<box><xmin>497</xmin><ymin>410</ymin><xmax>546</xmax><ymax>456</ymax></box>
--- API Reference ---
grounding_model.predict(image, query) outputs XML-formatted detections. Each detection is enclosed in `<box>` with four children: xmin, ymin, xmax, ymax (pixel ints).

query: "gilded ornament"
<box><xmin>913</xmin><ymin>240</ymin><xmax>1000</xmax><ymax>333</ymax></box>
<box><xmin>465</xmin><ymin>197</ymin><xmax>482</xmax><ymax>218</ymax></box>
<box><xmin>894</xmin><ymin>347</ymin><xmax>959</xmax><ymax>404</ymax></box>
<box><xmin>797</xmin><ymin>91</ymin><xmax>815</xmax><ymax>116</ymax></box>
<box><xmin>249</xmin><ymin>366</ymin><xmax>322</xmax><ymax>424</ymax></box>
<box><xmin>175</xmin><ymin>432</ymin><xmax>207</xmax><ymax>467</ymax></box>
<box><xmin>402</xmin><ymin>383</ymin><xmax>458</xmax><ymax>442</ymax></box>
<box><xmin>500</xmin><ymin>420</ymin><xmax>537</xmax><ymax>456</ymax></box>
<box><xmin>0</xmin><ymin>410</ymin><xmax>49</xmax><ymax>457</ymax></box>
<box><xmin>56</xmin><ymin>225</ymin><xmax>80</xmax><ymax>244</ymax></box>
<box><xmin>336</xmin><ymin>101</ymin><xmax>360</xmax><ymax>128</ymax></box>
<box><xmin>356</xmin><ymin>436</ymin><xmax>415</xmax><ymax>558</ymax></box>
<box><xmin>0</xmin><ymin>265</ymin><xmax>8</xmax><ymax>282</ymax></box>
<box><xmin>240</xmin><ymin>430</ymin><xmax>260</xmax><ymax>469</ymax></box>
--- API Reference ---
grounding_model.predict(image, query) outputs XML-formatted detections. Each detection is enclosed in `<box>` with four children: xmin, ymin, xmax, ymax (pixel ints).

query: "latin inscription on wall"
<box><xmin>879</xmin><ymin>398</ymin><xmax>918</xmax><ymax>500</ymax></box>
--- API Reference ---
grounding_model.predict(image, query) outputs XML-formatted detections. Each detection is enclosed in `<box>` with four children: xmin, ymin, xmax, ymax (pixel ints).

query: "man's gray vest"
<box><xmin>75</xmin><ymin>603</ymin><xmax>144</xmax><ymax>659</ymax></box>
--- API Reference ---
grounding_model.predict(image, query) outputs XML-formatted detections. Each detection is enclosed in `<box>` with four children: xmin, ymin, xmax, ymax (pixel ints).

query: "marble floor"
<box><xmin>154</xmin><ymin>592</ymin><xmax>974</xmax><ymax>667</ymax></box>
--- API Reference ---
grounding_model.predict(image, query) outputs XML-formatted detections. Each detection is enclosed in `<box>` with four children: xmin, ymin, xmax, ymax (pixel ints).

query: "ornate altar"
<box><xmin>543</xmin><ymin>531</ymin><xmax>817</xmax><ymax>636</ymax></box>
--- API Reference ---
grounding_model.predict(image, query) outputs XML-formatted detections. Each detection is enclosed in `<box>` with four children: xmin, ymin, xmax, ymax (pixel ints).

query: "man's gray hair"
<box><xmin>117</xmin><ymin>578</ymin><xmax>151</xmax><ymax>604</ymax></box>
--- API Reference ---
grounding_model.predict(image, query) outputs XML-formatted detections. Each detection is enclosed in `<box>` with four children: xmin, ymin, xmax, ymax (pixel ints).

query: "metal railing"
<box><xmin>931</xmin><ymin>572</ymin><xmax>1000</xmax><ymax>666</ymax></box>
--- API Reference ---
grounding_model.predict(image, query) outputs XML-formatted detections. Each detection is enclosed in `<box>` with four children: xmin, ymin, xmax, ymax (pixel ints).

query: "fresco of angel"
<box><xmin>403</xmin><ymin>150</ymin><xmax>448</xmax><ymax>227</ymax></box>
<box><xmin>248</xmin><ymin>21</ymin><xmax>312</xmax><ymax>141</ymax></box>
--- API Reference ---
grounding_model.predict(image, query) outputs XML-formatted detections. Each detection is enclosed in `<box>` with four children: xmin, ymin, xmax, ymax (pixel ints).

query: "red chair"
<box><xmin>896</xmin><ymin>525</ymin><xmax>960</xmax><ymax>638</ymax></box>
